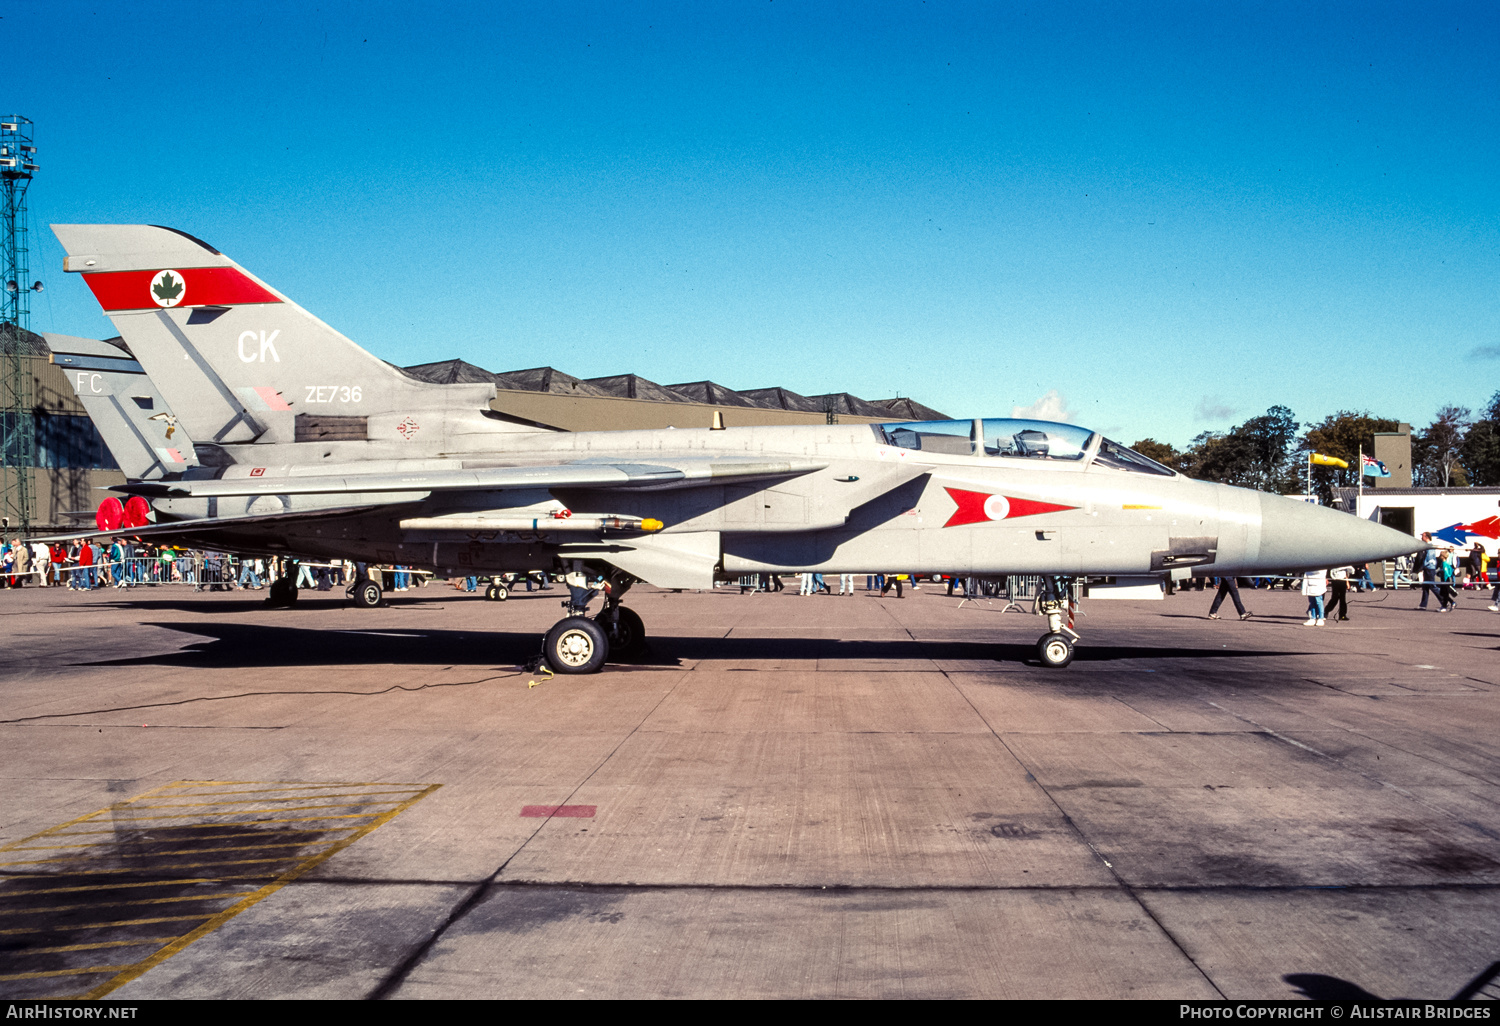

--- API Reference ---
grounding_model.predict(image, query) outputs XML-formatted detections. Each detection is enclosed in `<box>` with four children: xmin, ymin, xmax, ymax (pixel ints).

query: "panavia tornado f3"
<box><xmin>45</xmin><ymin>223</ymin><xmax>1420</xmax><ymax>672</ymax></box>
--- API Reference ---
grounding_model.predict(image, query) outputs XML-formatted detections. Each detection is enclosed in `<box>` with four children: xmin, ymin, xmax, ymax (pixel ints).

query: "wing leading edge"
<box><xmin>110</xmin><ymin>459</ymin><xmax>829</xmax><ymax>499</ymax></box>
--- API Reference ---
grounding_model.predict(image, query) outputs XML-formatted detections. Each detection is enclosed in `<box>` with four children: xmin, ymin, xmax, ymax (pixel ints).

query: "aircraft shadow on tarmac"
<box><xmin>76</xmin><ymin>621</ymin><xmax>1316</xmax><ymax>670</ymax></box>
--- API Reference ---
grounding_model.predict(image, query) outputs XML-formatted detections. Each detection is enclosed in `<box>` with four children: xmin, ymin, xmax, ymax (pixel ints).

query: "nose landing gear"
<box><xmin>1035</xmin><ymin>576</ymin><xmax>1079</xmax><ymax>668</ymax></box>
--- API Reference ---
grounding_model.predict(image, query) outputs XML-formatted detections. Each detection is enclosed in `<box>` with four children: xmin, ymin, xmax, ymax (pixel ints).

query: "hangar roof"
<box><xmin>586</xmin><ymin>374</ymin><xmax>696</xmax><ymax>403</ymax></box>
<box><xmin>740</xmin><ymin>387</ymin><xmax>824</xmax><ymax>413</ymax></box>
<box><xmin>870</xmin><ymin>396</ymin><xmax>950</xmax><ymax>421</ymax></box>
<box><xmin>665</xmin><ymin>380</ymin><xmax>769</xmax><ymax>408</ymax></box>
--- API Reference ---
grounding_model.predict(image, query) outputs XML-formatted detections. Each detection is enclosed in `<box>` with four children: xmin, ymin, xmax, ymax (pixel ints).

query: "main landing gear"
<box><xmin>538</xmin><ymin>566</ymin><xmax>646</xmax><ymax>674</ymax></box>
<box><xmin>348</xmin><ymin>577</ymin><xmax>382</xmax><ymax>608</ymax></box>
<box><xmin>1035</xmin><ymin>575</ymin><xmax>1079</xmax><ymax>669</ymax></box>
<box><xmin>484</xmin><ymin>577</ymin><xmax>509</xmax><ymax>601</ymax></box>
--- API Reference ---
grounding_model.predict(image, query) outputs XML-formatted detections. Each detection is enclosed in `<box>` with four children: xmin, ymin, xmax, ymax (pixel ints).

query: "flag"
<box><xmin>1361</xmin><ymin>454</ymin><xmax>1390</xmax><ymax>478</ymax></box>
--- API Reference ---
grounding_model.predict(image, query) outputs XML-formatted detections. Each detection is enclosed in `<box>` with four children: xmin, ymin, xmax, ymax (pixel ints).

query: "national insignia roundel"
<box><xmin>150</xmin><ymin>269</ymin><xmax>187</xmax><ymax>308</ymax></box>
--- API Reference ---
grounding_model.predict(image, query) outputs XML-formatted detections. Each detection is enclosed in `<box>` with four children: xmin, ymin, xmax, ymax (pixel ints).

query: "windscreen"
<box><xmin>879</xmin><ymin>420</ymin><xmax>975</xmax><ymax>455</ymax></box>
<box><xmin>1092</xmin><ymin>438</ymin><xmax>1177</xmax><ymax>475</ymax></box>
<box><xmin>980</xmin><ymin>419</ymin><xmax>1094</xmax><ymax>461</ymax></box>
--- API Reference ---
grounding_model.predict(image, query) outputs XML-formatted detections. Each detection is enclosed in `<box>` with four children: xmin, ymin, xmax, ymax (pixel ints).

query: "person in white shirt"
<box><xmin>1328</xmin><ymin>565</ymin><xmax>1353</xmax><ymax>621</ymax></box>
<box><xmin>1302</xmin><ymin>569</ymin><xmax>1328</xmax><ymax>626</ymax></box>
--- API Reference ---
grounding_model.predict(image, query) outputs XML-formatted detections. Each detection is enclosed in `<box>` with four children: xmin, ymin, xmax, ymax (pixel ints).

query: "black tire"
<box><xmin>485</xmin><ymin>584</ymin><xmax>499</xmax><ymax>601</ymax></box>
<box><xmin>595</xmin><ymin>605</ymin><xmax>646</xmax><ymax>657</ymax></box>
<box><xmin>1037</xmin><ymin>632</ymin><xmax>1074</xmax><ymax>668</ymax></box>
<box><xmin>543</xmin><ymin>616</ymin><xmax>609</xmax><ymax>674</ymax></box>
<box><xmin>266</xmin><ymin>578</ymin><xmax>298</xmax><ymax>608</ymax></box>
<box><xmin>351</xmin><ymin>580</ymin><xmax>382</xmax><ymax>608</ymax></box>
<box><xmin>494</xmin><ymin>584</ymin><xmax>508</xmax><ymax>601</ymax></box>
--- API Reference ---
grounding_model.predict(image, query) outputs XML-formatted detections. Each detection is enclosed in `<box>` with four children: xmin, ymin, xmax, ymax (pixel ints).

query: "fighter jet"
<box><xmin>45</xmin><ymin>223</ymin><xmax>1420</xmax><ymax>672</ymax></box>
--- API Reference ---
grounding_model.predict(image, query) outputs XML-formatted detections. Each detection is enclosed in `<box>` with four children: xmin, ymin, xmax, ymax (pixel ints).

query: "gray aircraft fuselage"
<box><xmin>142</xmin><ymin>419</ymin><xmax>1407</xmax><ymax>589</ymax></box>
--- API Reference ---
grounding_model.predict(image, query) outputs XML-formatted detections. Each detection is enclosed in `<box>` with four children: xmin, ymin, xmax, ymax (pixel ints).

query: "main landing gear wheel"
<box><xmin>544</xmin><ymin>616</ymin><xmax>609</xmax><ymax>674</ymax></box>
<box><xmin>596</xmin><ymin>605</ymin><xmax>646</xmax><ymax>658</ymax></box>
<box><xmin>485</xmin><ymin>582</ymin><xmax>509</xmax><ymax>601</ymax></box>
<box><xmin>1037</xmin><ymin>632</ymin><xmax>1075</xmax><ymax>668</ymax></box>
<box><xmin>350</xmin><ymin>579</ymin><xmax>382</xmax><ymax>608</ymax></box>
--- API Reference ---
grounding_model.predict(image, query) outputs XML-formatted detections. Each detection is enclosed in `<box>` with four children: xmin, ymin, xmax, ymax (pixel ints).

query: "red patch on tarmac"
<box><xmin>942</xmin><ymin>487</ymin><xmax>1077</xmax><ymax>528</ymax></box>
<box><xmin>521</xmin><ymin>805</ymin><xmax>597</xmax><ymax>818</ymax></box>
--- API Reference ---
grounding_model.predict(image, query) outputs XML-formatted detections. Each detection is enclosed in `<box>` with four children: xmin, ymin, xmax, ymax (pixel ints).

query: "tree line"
<box><xmin>1130</xmin><ymin>390</ymin><xmax>1500</xmax><ymax>500</ymax></box>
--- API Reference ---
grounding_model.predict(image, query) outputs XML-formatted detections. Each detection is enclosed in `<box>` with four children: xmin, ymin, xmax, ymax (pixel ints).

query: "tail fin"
<box><xmin>51</xmin><ymin>224</ymin><xmax>499</xmax><ymax>446</ymax></box>
<box><xmin>44</xmin><ymin>332</ymin><xmax>198</xmax><ymax>479</ymax></box>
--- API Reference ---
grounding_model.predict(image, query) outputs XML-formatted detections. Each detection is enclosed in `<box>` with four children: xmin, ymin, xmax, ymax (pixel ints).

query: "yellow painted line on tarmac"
<box><xmin>156</xmin><ymin>780</ymin><xmax>431</xmax><ymax>795</ymax></box>
<box><xmin>130</xmin><ymin>789</ymin><xmax>425</xmax><ymax>806</ymax></box>
<box><xmin>18</xmin><ymin>822</ymin><xmax>365</xmax><ymax>842</ymax></box>
<box><xmin>12</xmin><ymin>873</ymin><xmax>290</xmax><ymax>896</ymax></box>
<box><xmin>21</xmin><ymin>938</ymin><xmax>176</xmax><ymax>956</ymax></box>
<box><xmin>0</xmin><ymin>891</ymin><xmax>259</xmax><ymax>916</ymax></box>
<box><xmin>39</xmin><ymin>809</ymin><xmax>390</xmax><ymax>829</ymax></box>
<box><xmin>0</xmin><ymin>914</ymin><xmax>217</xmax><ymax>936</ymax></box>
<box><xmin>6</xmin><ymin>856</ymin><xmax>320</xmax><ymax>879</ymax></box>
<box><xmin>82</xmin><ymin>782</ymin><xmax>440</xmax><ymax>999</ymax></box>
<box><xmin>1</xmin><ymin>839</ymin><xmax>338</xmax><ymax>867</ymax></box>
<box><xmin>60</xmin><ymin>800</ymin><xmax>403</xmax><ymax>822</ymax></box>
<box><xmin>0</xmin><ymin>779</ymin><xmax>439</xmax><ymax>1001</ymax></box>
<box><xmin>0</xmin><ymin>965</ymin><xmax>132</xmax><ymax>983</ymax></box>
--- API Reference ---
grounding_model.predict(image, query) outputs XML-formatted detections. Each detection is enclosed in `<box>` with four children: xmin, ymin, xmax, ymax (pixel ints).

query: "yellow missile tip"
<box><xmin>641</xmin><ymin>518</ymin><xmax>664</xmax><ymax>531</ymax></box>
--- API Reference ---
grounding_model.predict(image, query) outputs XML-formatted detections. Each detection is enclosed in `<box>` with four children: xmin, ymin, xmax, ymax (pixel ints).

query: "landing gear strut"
<box><xmin>537</xmin><ymin>565</ymin><xmax>645</xmax><ymax>673</ymax></box>
<box><xmin>1035</xmin><ymin>575</ymin><xmax>1079</xmax><ymax>668</ymax></box>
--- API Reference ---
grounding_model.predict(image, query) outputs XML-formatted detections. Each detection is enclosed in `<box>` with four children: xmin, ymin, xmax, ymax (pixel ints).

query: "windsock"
<box><xmin>1309</xmin><ymin>453</ymin><xmax>1349</xmax><ymax>469</ymax></box>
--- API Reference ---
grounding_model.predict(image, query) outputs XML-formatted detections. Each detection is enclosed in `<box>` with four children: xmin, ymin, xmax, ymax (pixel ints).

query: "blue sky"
<box><xmin>9</xmin><ymin>0</ymin><xmax>1498</xmax><ymax>446</ymax></box>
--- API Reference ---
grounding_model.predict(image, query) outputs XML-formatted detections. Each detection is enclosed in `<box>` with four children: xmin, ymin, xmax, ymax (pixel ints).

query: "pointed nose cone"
<box><xmin>1257</xmin><ymin>494</ymin><xmax>1420</xmax><ymax>569</ymax></box>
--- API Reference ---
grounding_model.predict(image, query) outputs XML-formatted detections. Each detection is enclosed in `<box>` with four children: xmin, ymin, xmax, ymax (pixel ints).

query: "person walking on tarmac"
<box><xmin>1416</xmin><ymin>534</ymin><xmax>1438</xmax><ymax>609</ymax></box>
<box><xmin>1206</xmin><ymin>576</ymin><xmax>1251</xmax><ymax>620</ymax></box>
<box><xmin>1302</xmin><ymin>568</ymin><xmax>1328</xmax><ymax>626</ymax></box>
<box><xmin>880</xmin><ymin>573</ymin><xmax>906</xmax><ymax>598</ymax></box>
<box><xmin>1328</xmin><ymin>565</ymin><xmax>1353</xmax><ymax>621</ymax></box>
<box><xmin>1436</xmin><ymin>550</ymin><xmax>1458</xmax><ymax>612</ymax></box>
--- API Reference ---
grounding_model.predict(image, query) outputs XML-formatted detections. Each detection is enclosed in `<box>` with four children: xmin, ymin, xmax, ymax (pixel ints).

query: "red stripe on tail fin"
<box><xmin>83</xmin><ymin>267</ymin><xmax>282</xmax><ymax>311</ymax></box>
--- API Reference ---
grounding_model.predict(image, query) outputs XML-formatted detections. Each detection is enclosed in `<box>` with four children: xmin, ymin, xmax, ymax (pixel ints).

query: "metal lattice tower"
<box><xmin>1</xmin><ymin>115</ymin><xmax>38</xmax><ymax>536</ymax></box>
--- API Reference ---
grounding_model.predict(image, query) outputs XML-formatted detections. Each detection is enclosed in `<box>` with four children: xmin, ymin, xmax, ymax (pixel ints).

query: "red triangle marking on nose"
<box><xmin>942</xmin><ymin>487</ymin><xmax>1077</xmax><ymax>528</ymax></box>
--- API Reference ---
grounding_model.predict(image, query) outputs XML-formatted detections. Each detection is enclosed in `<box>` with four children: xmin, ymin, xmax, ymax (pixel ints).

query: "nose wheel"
<box><xmin>1037</xmin><ymin>632</ymin><xmax>1075</xmax><ymax>668</ymax></box>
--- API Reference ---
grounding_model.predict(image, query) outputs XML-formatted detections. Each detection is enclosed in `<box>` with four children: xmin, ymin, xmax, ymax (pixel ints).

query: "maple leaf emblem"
<box><xmin>152</xmin><ymin>272</ymin><xmax>183</xmax><ymax>303</ymax></box>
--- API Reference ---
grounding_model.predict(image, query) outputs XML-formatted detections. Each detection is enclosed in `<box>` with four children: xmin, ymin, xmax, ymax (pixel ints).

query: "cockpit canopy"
<box><xmin>877</xmin><ymin>418</ymin><xmax>1175</xmax><ymax>476</ymax></box>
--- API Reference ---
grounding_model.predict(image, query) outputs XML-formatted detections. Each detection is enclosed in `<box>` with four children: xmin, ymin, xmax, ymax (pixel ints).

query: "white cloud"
<box><xmin>1194</xmin><ymin>396</ymin><xmax>1236</xmax><ymax>422</ymax></box>
<box><xmin>1011</xmin><ymin>390</ymin><xmax>1075</xmax><ymax>422</ymax></box>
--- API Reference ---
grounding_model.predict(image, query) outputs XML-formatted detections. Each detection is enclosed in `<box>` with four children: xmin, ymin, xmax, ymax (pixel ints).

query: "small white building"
<box><xmin>1338</xmin><ymin>486</ymin><xmax>1500</xmax><ymax>556</ymax></box>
